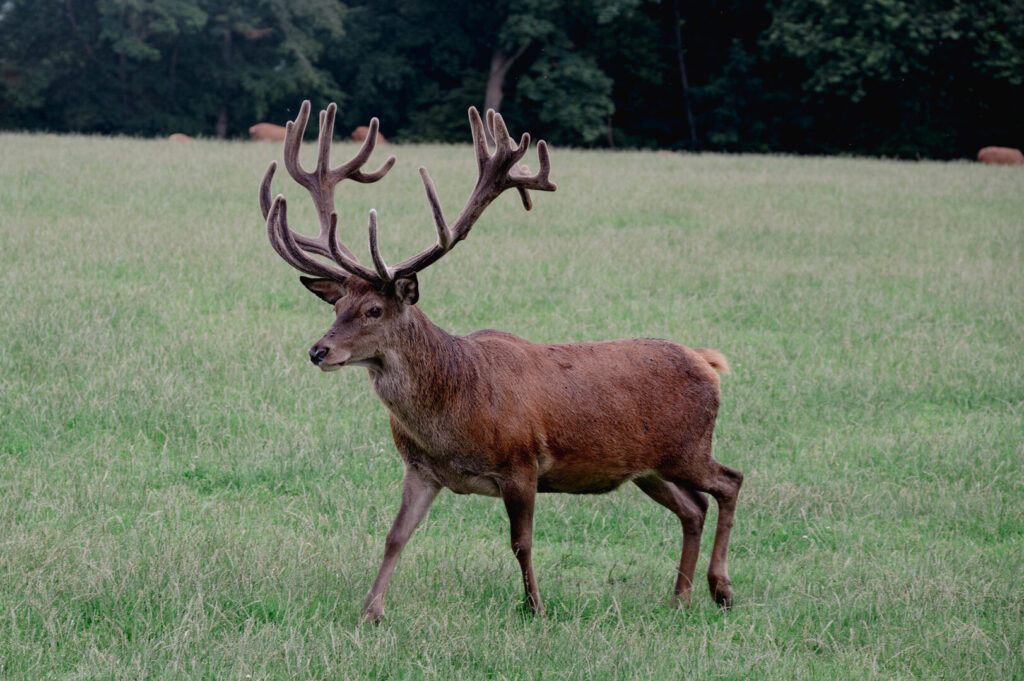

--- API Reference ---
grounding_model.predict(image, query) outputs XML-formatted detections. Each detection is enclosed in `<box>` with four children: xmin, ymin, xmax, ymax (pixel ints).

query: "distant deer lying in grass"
<box><xmin>976</xmin><ymin>146</ymin><xmax>1024</xmax><ymax>165</ymax></box>
<box><xmin>249</xmin><ymin>122</ymin><xmax>288</xmax><ymax>142</ymax></box>
<box><xmin>258</xmin><ymin>100</ymin><xmax>743</xmax><ymax>623</ymax></box>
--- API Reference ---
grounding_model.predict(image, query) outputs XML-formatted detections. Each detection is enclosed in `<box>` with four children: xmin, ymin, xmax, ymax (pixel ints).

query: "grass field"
<box><xmin>1</xmin><ymin>129</ymin><xmax>1022</xmax><ymax>680</ymax></box>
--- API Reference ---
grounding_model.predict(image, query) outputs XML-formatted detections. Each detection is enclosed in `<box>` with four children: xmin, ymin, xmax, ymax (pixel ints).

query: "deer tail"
<box><xmin>695</xmin><ymin>347</ymin><xmax>730</xmax><ymax>374</ymax></box>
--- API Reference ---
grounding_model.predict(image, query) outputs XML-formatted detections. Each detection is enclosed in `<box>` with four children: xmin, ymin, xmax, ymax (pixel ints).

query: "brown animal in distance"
<box><xmin>351</xmin><ymin>125</ymin><xmax>387</xmax><ymax>144</ymax></box>
<box><xmin>977</xmin><ymin>146</ymin><xmax>1024</xmax><ymax>165</ymax></box>
<box><xmin>249</xmin><ymin>122</ymin><xmax>288</xmax><ymax>141</ymax></box>
<box><xmin>258</xmin><ymin>100</ymin><xmax>743</xmax><ymax>623</ymax></box>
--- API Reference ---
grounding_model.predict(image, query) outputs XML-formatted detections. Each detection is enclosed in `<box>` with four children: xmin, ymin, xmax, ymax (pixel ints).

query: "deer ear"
<box><xmin>300</xmin><ymin>277</ymin><xmax>347</xmax><ymax>304</ymax></box>
<box><xmin>394</xmin><ymin>275</ymin><xmax>419</xmax><ymax>306</ymax></box>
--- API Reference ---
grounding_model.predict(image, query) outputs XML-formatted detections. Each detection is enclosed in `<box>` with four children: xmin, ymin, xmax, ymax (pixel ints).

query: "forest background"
<box><xmin>0</xmin><ymin>0</ymin><xmax>1022</xmax><ymax>158</ymax></box>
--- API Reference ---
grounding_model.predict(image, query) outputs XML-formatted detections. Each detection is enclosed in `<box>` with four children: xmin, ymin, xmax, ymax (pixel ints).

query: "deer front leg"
<box><xmin>362</xmin><ymin>465</ymin><xmax>440</xmax><ymax>624</ymax></box>
<box><xmin>499</xmin><ymin>476</ymin><xmax>544</xmax><ymax>616</ymax></box>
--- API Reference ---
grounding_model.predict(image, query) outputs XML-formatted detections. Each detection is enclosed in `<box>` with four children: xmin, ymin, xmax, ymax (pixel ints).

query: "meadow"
<box><xmin>1</xmin><ymin>129</ymin><xmax>1021</xmax><ymax>680</ymax></box>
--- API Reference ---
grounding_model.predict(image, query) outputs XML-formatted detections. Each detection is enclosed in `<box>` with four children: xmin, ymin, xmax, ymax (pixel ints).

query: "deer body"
<box><xmin>259</xmin><ymin>101</ymin><xmax>742</xmax><ymax>623</ymax></box>
<box><xmin>369</xmin><ymin>310</ymin><xmax>723</xmax><ymax>498</ymax></box>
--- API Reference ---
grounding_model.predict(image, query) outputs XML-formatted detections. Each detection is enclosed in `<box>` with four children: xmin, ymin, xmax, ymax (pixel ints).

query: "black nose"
<box><xmin>309</xmin><ymin>346</ymin><xmax>329</xmax><ymax>365</ymax></box>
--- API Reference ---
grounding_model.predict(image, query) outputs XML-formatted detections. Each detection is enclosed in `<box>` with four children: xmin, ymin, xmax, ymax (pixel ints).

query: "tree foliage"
<box><xmin>0</xmin><ymin>0</ymin><xmax>345</xmax><ymax>136</ymax></box>
<box><xmin>755</xmin><ymin>0</ymin><xmax>1024</xmax><ymax>156</ymax></box>
<box><xmin>1</xmin><ymin>0</ymin><xmax>1020</xmax><ymax>156</ymax></box>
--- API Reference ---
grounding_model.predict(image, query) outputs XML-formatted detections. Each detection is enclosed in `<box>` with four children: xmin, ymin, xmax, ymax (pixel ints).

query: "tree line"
<box><xmin>1</xmin><ymin>0</ymin><xmax>1021</xmax><ymax>158</ymax></box>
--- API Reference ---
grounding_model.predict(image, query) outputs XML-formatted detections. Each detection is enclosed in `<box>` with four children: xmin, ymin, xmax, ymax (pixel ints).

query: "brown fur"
<box><xmin>977</xmin><ymin>146</ymin><xmax>1024</xmax><ymax>165</ymax></box>
<box><xmin>249</xmin><ymin>122</ymin><xmax>288</xmax><ymax>141</ymax></box>
<box><xmin>168</xmin><ymin>133</ymin><xmax>193</xmax><ymax>142</ymax></box>
<box><xmin>351</xmin><ymin>125</ymin><xmax>387</xmax><ymax>144</ymax></box>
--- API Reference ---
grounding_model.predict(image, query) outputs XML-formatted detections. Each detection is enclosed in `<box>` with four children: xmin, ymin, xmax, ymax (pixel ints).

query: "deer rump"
<box><xmin>381</xmin><ymin>333</ymin><xmax>724</xmax><ymax>498</ymax></box>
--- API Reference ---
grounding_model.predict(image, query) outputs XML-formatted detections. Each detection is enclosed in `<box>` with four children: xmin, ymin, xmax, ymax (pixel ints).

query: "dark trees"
<box><xmin>1</xmin><ymin>0</ymin><xmax>1020</xmax><ymax>157</ymax></box>
<box><xmin>0</xmin><ymin>0</ymin><xmax>346</xmax><ymax>136</ymax></box>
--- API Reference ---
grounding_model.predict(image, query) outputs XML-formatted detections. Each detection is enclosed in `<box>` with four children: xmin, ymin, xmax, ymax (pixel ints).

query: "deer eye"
<box><xmin>366</xmin><ymin>306</ymin><xmax>383</xmax><ymax>319</ymax></box>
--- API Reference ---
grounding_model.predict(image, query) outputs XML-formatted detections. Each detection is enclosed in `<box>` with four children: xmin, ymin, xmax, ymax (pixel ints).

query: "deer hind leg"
<box><xmin>633</xmin><ymin>474</ymin><xmax>709</xmax><ymax>606</ymax></box>
<box><xmin>703</xmin><ymin>462</ymin><xmax>743</xmax><ymax>607</ymax></box>
<box><xmin>660</xmin><ymin>459</ymin><xmax>743</xmax><ymax>608</ymax></box>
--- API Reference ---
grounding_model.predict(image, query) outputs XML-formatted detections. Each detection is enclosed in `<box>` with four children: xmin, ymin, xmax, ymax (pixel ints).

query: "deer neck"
<box><xmin>367</xmin><ymin>306</ymin><xmax>470</xmax><ymax>422</ymax></box>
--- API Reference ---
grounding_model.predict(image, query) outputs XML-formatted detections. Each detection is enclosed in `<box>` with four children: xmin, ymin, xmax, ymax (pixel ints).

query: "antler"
<box><xmin>259</xmin><ymin>102</ymin><xmax>555</xmax><ymax>289</ymax></box>
<box><xmin>259</xmin><ymin>99</ymin><xmax>396</xmax><ymax>283</ymax></box>
<box><xmin>385</xmin><ymin>107</ymin><xmax>556</xmax><ymax>281</ymax></box>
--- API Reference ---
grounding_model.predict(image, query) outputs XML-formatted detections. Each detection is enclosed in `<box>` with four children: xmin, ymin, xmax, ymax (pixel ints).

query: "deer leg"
<box><xmin>498</xmin><ymin>477</ymin><xmax>544</xmax><ymax>615</ymax></box>
<box><xmin>660</xmin><ymin>453</ymin><xmax>743</xmax><ymax>609</ymax></box>
<box><xmin>702</xmin><ymin>463</ymin><xmax>743</xmax><ymax>608</ymax></box>
<box><xmin>361</xmin><ymin>465</ymin><xmax>440</xmax><ymax>624</ymax></box>
<box><xmin>633</xmin><ymin>474</ymin><xmax>709</xmax><ymax>606</ymax></box>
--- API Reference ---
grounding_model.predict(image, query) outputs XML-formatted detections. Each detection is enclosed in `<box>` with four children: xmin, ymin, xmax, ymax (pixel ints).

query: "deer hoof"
<box><xmin>360</xmin><ymin>608</ymin><xmax>384</xmax><ymax>625</ymax></box>
<box><xmin>709</xmin><ymin>575</ymin><xmax>733</xmax><ymax>609</ymax></box>
<box><xmin>523</xmin><ymin>598</ymin><xmax>546</xmax><ymax>617</ymax></box>
<box><xmin>671</xmin><ymin>590</ymin><xmax>694</xmax><ymax>609</ymax></box>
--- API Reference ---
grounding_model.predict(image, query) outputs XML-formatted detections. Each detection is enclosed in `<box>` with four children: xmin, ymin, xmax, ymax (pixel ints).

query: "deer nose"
<box><xmin>309</xmin><ymin>346</ymin><xmax>329</xmax><ymax>365</ymax></box>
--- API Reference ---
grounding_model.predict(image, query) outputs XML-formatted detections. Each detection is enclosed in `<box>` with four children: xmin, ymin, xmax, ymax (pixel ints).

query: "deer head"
<box><xmin>258</xmin><ymin>100</ymin><xmax>556</xmax><ymax>371</ymax></box>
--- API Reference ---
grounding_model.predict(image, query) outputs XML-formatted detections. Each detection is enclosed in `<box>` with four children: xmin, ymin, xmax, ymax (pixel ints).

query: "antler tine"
<box><xmin>367</xmin><ymin>210</ymin><xmax>393</xmax><ymax>281</ymax></box>
<box><xmin>259</xmin><ymin>161</ymin><xmax>277</xmax><ymax>219</ymax></box>
<box><xmin>328</xmin><ymin>117</ymin><xmax>397</xmax><ymax>184</ymax></box>
<box><xmin>468</xmin><ymin>107</ymin><xmax>490</xmax><ymax>172</ymax></box>
<box><xmin>276</xmin><ymin>100</ymin><xmax>337</xmax><ymax>257</ymax></box>
<box><xmin>419</xmin><ymin>167</ymin><xmax>453</xmax><ymax>249</ymax></box>
<box><xmin>316</xmin><ymin>104</ymin><xmax>337</xmax><ymax>175</ymax></box>
<box><xmin>509</xmin><ymin>140</ymin><xmax>556</xmax><ymax>189</ymax></box>
<box><xmin>487</xmin><ymin>109</ymin><xmax>532</xmax><ymax>165</ymax></box>
<box><xmin>515</xmin><ymin>186</ymin><xmax>533</xmax><ymax>212</ymax></box>
<box><xmin>509</xmin><ymin>139</ymin><xmax>557</xmax><ymax>210</ymax></box>
<box><xmin>282</xmin><ymin>100</ymin><xmax>315</xmax><ymax>192</ymax></box>
<box><xmin>327</xmin><ymin>211</ymin><xmax>386</xmax><ymax>284</ymax></box>
<box><xmin>266</xmin><ymin>196</ymin><xmax>351</xmax><ymax>281</ymax></box>
<box><xmin>487</xmin><ymin>109</ymin><xmax>510</xmax><ymax>152</ymax></box>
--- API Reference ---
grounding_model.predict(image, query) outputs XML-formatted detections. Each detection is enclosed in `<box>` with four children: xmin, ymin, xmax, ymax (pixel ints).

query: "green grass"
<box><xmin>1</xmin><ymin>131</ymin><xmax>1022</xmax><ymax>680</ymax></box>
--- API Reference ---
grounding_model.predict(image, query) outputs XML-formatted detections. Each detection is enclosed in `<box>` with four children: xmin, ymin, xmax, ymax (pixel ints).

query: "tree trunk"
<box><xmin>64</xmin><ymin>0</ymin><xmax>96</xmax><ymax>61</ymax></box>
<box><xmin>217</xmin><ymin>27</ymin><xmax>232</xmax><ymax>139</ymax></box>
<box><xmin>216</xmin><ymin>105</ymin><xmax>228</xmax><ymax>139</ymax></box>
<box><xmin>168</xmin><ymin>40</ymin><xmax>179</xmax><ymax>108</ymax></box>
<box><xmin>671</xmin><ymin>0</ymin><xmax>697</xmax><ymax>145</ymax></box>
<box><xmin>119</xmin><ymin>52</ymin><xmax>129</xmax><ymax>111</ymax></box>
<box><xmin>484</xmin><ymin>49</ymin><xmax>510</xmax><ymax>114</ymax></box>
<box><xmin>483</xmin><ymin>42</ymin><xmax>530</xmax><ymax>142</ymax></box>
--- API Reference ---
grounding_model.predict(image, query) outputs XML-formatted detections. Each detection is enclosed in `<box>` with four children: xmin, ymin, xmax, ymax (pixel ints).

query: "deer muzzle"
<box><xmin>309</xmin><ymin>343</ymin><xmax>351</xmax><ymax>371</ymax></box>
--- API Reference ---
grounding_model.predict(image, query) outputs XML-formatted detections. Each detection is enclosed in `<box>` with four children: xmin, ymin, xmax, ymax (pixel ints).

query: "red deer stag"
<box><xmin>258</xmin><ymin>100</ymin><xmax>742</xmax><ymax>623</ymax></box>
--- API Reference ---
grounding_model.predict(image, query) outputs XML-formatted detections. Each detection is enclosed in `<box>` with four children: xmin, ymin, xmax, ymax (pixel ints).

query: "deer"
<box><xmin>351</xmin><ymin>125</ymin><xmax>387</xmax><ymax>144</ymax></box>
<box><xmin>977</xmin><ymin>146</ymin><xmax>1024</xmax><ymax>165</ymax></box>
<box><xmin>249</xmin><ymin>122</ymin><xmax>288</xmax><ymax>142</ymax></box>
<box><xmin>257</xmin><ymin>100</ymin><xmax>743</xmax><ymax>624</ymax></box>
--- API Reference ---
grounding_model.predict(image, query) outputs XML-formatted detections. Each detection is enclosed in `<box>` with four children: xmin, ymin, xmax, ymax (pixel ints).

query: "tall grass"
<box><xmin>1</xmin><ymin>131</ymin><xmax>1022</xmax><ymax>680</ymax></box>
